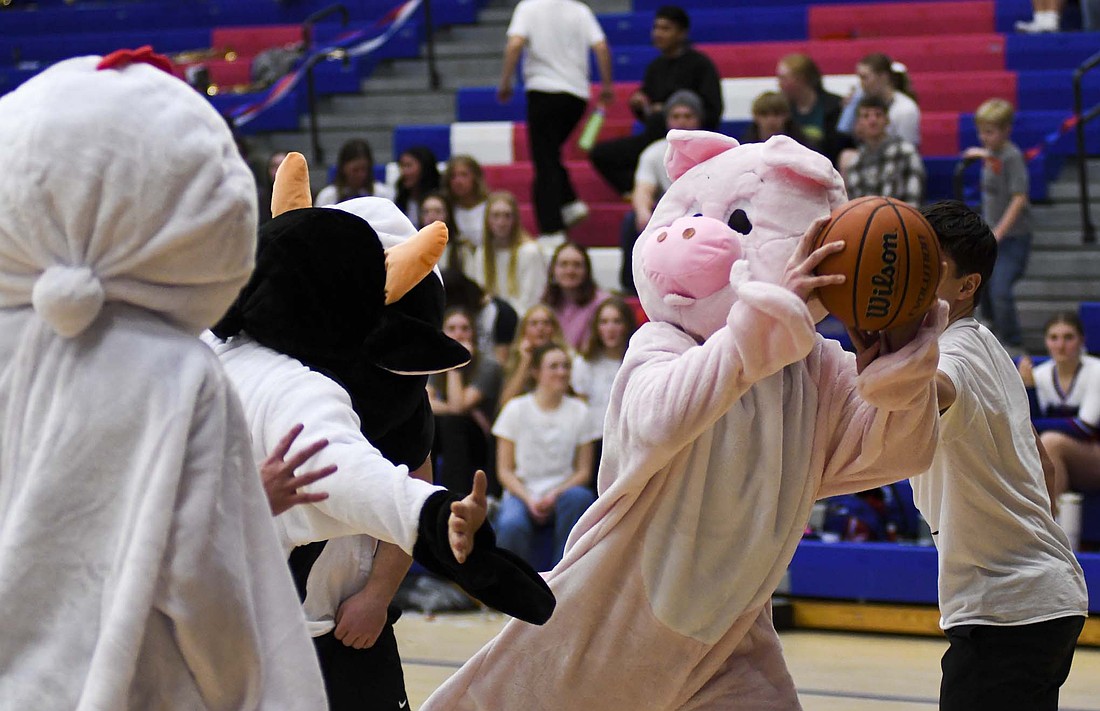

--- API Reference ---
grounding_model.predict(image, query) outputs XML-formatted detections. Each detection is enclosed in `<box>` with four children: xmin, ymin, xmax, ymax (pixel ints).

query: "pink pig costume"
<box><xmin>423</xmin><ymin>132</ymin><xmax>947</xmax><ymax>710</ymax></box>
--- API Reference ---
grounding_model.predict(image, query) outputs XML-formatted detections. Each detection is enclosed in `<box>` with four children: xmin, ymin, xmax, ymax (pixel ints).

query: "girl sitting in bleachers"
<box><xmin>571</xmin><ymin>297</ymin><xmax>638</xmax><ymax>488</ymax></box>
<box><xmin>492</xmin><ymin>343</ymin><xmax>599</xmax><ymax>569</ymax></box>
<box><xmin>498</xmin><ymin>303</ymin><xmax>568</xmax><ymax>408</ymax></box>
<box><xmin>468</xmin><ymin>191</ymin><xmax>547</xmax><ymax>316</ymax></box>
<box><xmin>443</xmin><ymin>154</ymin><xmax>490</xmax><ymax>249</ymax></box>
<box><xmin>1018</xmin><ymin>311</ymin><xmax>1100</xmax><ymax>499</ymax></box>
<box><xmin>542</xmin><ymin>242</ymin><xmax>609</xmax><ymax>351</ymax></box>
<box><xmin>428</xmin><ymin>307</ymin><xmax>503</xmax><ymax>497</ymax></box>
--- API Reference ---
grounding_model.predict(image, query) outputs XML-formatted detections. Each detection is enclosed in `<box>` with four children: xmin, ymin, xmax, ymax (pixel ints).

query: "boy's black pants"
<box><xmin>940</xmin><ymin>614</ymin><xmax>1084</xmax><ymax>711</ymax></box>
<box><xmin>313</xmin><ymin>606</ymin><xmax>408</xmax><ymax>711</ymax></box>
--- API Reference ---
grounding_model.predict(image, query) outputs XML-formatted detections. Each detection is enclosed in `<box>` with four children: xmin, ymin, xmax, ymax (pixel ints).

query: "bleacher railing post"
<box><xmin>1073</xmin><ymin>50</ymin><xmax>1100</xmax><ymax>244</ymax></box>
<box><xmin>302</xmin><ymin>4</ymin><xmax>349</xmax><ymax>166</ymax></box>
<box><xmin>424</xmin><ymin>0</ymin><xmax>441</xmax><ymax>90</ymax></box>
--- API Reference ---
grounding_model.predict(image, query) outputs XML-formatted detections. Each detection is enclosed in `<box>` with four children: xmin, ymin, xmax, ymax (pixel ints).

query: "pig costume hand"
<box><xmin>421</xmin><ymin>132</ymin><xmax>944</xmax><ymax>711</ymax></box>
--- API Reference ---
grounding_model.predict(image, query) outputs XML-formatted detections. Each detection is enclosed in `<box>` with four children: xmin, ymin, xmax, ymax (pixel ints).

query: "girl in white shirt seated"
<box><xmin>443</xmin><ymin>154</ymin><xmax>490</xmax><ymax>249</ymax></box>
<box><xmin>492</xmin><ymin>343</ymin><xmax>600</xmax><ymax>569</ymax></box>
<box><xmin>315</xmin><ymin>138</ymin><xmax>392</xmax><ymax>206</ymax></box>
<box><xmin>469</xmin><ymin>191</ymin><xmax>547</xmax><ymax>316</ymax></box>
<box><xmin>572</xmin><ymin>297</ymin><xmax>638</xmax><ymax>487</ymax></box>
<box><xmin>1018</xmin><ymin>311</ymin><xmax>1100</xmax><ymax>498</ymax></box>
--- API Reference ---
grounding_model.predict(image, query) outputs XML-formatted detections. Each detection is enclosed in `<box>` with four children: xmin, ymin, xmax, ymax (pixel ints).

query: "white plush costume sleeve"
<box><xmin>0</xmin><ymin>56</ymin><xmax>325</xmax><ymax>709</ymax></box>
<box><xmin>211</xmin><ymin>336</ymin><xmax>441</xmax><ymax>555</ymax></box>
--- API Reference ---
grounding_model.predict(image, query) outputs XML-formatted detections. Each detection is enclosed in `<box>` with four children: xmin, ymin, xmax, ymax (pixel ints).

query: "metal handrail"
<box><xmin>423</xmin><ymin>0</ymin><xmax>440</xmax><ymax>90</ymax></box>
<box><xmin>1073</xmin><ymin>49</ymin><xmax>1100</xmax><ymax>244</ymax></box>
<box><xmin>303</xmin><ymin>4</ymin><xmax>349</xmax><ymax>165</ymax></box>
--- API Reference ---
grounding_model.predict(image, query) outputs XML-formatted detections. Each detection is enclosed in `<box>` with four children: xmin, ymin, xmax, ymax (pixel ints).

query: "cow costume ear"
<box><xmin>271</xmin><ymin>151</ymin><xmax>312</xmax><ymax>217</ymax></box>
<box><xmin>664</xmin><ymin>130</ymin><xmax>740</xmax><ymax>181</ymax></box>
<box><xmin>383</xmin><ymin>221</ymin><xmax>448</xmax><ymax>305</ymax></box>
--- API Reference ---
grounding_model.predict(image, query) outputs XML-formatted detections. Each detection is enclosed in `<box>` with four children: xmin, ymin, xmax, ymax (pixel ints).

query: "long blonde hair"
<box><xmin>481</xmin><ymin>191</ymin><xmax>534</xmax><ymax>299</ymax></box>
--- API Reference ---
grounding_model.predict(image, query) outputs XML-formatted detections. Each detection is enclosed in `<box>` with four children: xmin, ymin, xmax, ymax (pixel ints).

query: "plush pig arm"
<box><xmin>622</xmin><ymin>281</ymin><xmax>817</xmax><ymax>451</ymax></box>
<box><xmin>815</xmin><ymin>302</ymin><xmax>949</xmax><ymax>498</ymax></box>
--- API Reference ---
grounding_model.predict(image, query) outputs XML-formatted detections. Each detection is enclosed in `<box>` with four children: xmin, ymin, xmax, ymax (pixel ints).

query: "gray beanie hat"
<box><xmin>665</xmin><ymin>89</ymin><xmax>704</xmax><ymax>119</ymax></box>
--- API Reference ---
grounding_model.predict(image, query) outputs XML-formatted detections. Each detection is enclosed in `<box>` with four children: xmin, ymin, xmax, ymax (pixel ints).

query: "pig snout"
<box><xmin>641</xmin><ymin>215</ymin><xmax>744</xmax><ymax>301</ymax></box>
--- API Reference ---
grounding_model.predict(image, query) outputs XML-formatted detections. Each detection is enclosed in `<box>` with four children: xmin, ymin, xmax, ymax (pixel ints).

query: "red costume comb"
<box><xmin>96</xmin><ymin>46</ymin><xmax>173</xmax><ymax>75</ymax></box>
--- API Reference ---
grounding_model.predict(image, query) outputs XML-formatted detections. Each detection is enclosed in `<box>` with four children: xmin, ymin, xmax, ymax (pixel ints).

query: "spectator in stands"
<box><xmin>589</xmin><ymin>5</ymin><xmax>722</xmax><ymax>197</ymax></box>
<box><xmin>542</xmin><ymin>242</ymin><xmax>610</xmax><ymax>351</ymax></box>
<box><xmin>1016</xmin><ymin>0</ymin><xmax>1063</xmax><ymax>32</ymax></box>
<box><xmin>499</xmin><ymin>304</ymin><xmax>568</xmax><ymax>408</ymax></box>
<box><xmin>571</xmin><ymin>297</ymin><xmax>638</xmax><ymax>487</ymax></box>
<box><xmin>843</xmin><ymin>96</ymin><xmax>925</xmax><ymax>206</ymax></box>
<box><xmin>394</xmin><ymin>146</ymin><xmax>441</xmax><ymax>227</ymax></box>
<box><xmin>429</xmin><ymin>307</ymin><xmax>504</xmax><ymax>497</ymax></box>
<box><xmin>259</xmin><ymin>149</ymin><xmax>288</xmax><ymax>225</ymax></box>
<box><xmin>964</xmin><ymin>98</ymin><xmax>1031</xmax><ymax>351</ymax></box>
<box><xmin>419</xmin><ymin>191</ymin><xmax>470</xmax><ymax>273</ymax></box>
<box><xmin>492</xmin><ymin>343</ymin><xmax>600</xmax><ymax>569</ymax></box>
<box><xmin>618</xmin><ymin>89</ymin><xmax>703</xmax><ymax>294</ymax></box>
<box><xmin>1018</xmin><ymin>312</ymin><xmax>1100</xmax><ymax>499</ymax></box>
<box><xmin>315</xmin><ymin>138</ymin><xmax>391</xmax><ymax>206</ymax></box>
<box><xmin>469</xmin><ymin>191</ymin><xmax>547</xmax><ymax>317</ymax></box>
<box><xmin>443</xmin><ymin>154</ymin><xmax>490</xmax><ymax>249</ymax></box>
<box><xmin>443</xmin><ymin>268</ymin><xmax>519</xmax><ymax>367</ymax></box>
<box><xmin>776</xmin><ymin>53</ymin><xmax>845</xmax><ymax>164</ymax></box>
<box><xmin>498</xmin><ymin>0</ymin><xmax>614</xmax><ymax>245</ymax></box>
<box><xmin>856</xmin><ymin>54</ymin><xmax>921</xmax><ymax>148</ymax></box>
<box><xmin>740</xmin><ymin>91</ymin><xmax>807</xmax><ymax>145</ymax></box>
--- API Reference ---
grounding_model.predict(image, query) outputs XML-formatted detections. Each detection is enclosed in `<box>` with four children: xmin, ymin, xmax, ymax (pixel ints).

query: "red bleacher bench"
<box><xmin>809</xmin><ymin>1</ymin><xmax>994</xmax><ymax>39</ymax></box>
<box><xmin>909</xmin><ymin>70</ymin><xmax>1016</xmax><ymax>114</ymax></box>
<box><xmin>702</xmin><ymin>34</ymin><xmax>1006</xmax><ymax>78</ymax></box>
<box><xmin>484</xmin><ymin>161</ymin><xmax>624</xmax><ymax>205</ymax></box>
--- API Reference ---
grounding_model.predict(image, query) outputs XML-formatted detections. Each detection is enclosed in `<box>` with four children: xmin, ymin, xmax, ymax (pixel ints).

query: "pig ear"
<box><xmin>760</xmin><ymin>135</ymin><xmax>843</xmax><ymax>190</ymax></box>
<box><xmin>665</xmin><ymin>130</ymin><xmax>740</xmax><ymax>182</ymax></box>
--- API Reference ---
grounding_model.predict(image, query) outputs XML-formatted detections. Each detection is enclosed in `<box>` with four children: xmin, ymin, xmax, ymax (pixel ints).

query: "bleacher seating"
<box><xmin>0</xmin><ymin>0</ymin><xmax>451</xmax><ymax>132</ymax></box>
<box><xmin>428</xmin><ymin>2</ymin><xmax>1100</xmax><ymax>246</ymax></box>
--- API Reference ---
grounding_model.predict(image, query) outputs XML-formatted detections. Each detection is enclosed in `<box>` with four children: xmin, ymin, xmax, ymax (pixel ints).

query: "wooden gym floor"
<box><xmin>396</xmin><ymin>610</ymin><xmax>1100</xmax><ymax>710</ymax></box>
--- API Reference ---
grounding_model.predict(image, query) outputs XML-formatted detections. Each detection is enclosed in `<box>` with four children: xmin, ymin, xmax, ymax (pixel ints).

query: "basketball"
<box><xmin>813</xmin><ymin>196</ymin><xmax>942</xmax><ymax>332</ymax></box>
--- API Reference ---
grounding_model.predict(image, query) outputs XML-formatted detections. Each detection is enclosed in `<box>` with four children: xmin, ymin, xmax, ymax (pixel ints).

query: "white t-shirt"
<box><xmin>315</xmin><ymin>181</ymin><xmax>394</xmax><ymax>207</ymax></box>
<box><xmin>507</xmin><ymin>0</ymin><xmax>606</xmax><ymax>100</ymax></box>
<box><xmin>454</xmin><ymin>200</ymin><xmax>487</xmax><ymax>249</ymax></box>
<box><xmin>888</xmin><ymin>91</ymin><xmax>921</xmax><ymax>148</ymax></box>
<box><xmin>571</xmin><ymin>353</ymin><xmax>622</xmax><ymax>436</ymax></box>
<box><xmin>1033</xmin><ymin>353</ymin><xmax>1100</xmax><ymax>421</ymax></box>
<box><xmin>909</xmin><ymin>318</ymin><xmax>1087</xmax><ymax>629</ymax></box>
<box><xmin>469</xmin><ymin>239</ymin><xmax>547</xmax><ymax>316</ymax></box>
<box><xmin>634</xmin><ymin>137</ymin><xmax>673</xmax><ymax>197</ymax></box>
<box><xmin>493</xmin><ymin>393</ymin><xmax>600</xmax><ymax>498</ymax></box>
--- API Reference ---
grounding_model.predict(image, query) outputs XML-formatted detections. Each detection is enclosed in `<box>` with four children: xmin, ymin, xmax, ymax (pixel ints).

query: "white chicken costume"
<box><xmin>423</xmin><ymin>132</ymin><xmax>947</xmax><ymax>710</ymax></box>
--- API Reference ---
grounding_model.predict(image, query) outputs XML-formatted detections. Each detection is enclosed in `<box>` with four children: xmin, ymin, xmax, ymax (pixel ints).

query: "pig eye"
<box><xmin>693</xmin><ymin>213</ymin><xmax>703</xmax><ymax>217</ymax></box>
<box><xmin>727</xmin><ymin>209</ymin><xmax>752</xmax><ymax>235</ymax></box>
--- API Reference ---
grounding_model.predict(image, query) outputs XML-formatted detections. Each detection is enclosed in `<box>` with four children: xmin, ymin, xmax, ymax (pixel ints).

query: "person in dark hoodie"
<box><xmin>207</xmin><ymin>153</ymin><xmax>554</xmax><ymax>710</ymax></box>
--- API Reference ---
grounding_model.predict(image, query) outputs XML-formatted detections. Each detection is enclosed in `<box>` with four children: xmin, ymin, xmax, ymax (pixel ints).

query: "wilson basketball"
<box><xmin>813</xmin><ymin>196</ymin><xmax>942</xmax><ymax>332</ymax></box>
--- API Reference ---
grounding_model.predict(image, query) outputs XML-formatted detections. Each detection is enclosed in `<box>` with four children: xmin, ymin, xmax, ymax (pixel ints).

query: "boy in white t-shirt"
<box><xmin>493</xmin><ymin>343</ymin><xmax>602</xmax><ymax>568</ymax></box>
<box><xmin>913</xmin><ymin>200</ymin><xmax>1088</xmax><ymax>711</ymax></box>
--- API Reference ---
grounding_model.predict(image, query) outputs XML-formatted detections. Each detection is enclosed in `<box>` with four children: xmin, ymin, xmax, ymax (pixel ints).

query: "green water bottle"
<box><xmin>577</xmin><ymin>108</ymin><xmax>605</xmax><ymax>152</ymax></box>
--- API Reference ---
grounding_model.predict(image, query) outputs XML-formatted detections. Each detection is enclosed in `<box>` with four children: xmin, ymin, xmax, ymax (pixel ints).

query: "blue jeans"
<box><xmin>494</xmin><ymin>486</ymin><xmax>596</xmax><ymax>570</ymax></box>
<box><xmin>980</xmin><ymin>232</ymin><xmax>1030</xmax><ymax>348</ymax></box>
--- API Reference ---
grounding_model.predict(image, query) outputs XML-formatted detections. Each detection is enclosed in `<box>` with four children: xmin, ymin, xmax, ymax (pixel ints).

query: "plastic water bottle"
<box><xmin>577</xmin><ymin>108</ymin><xmax>605</xmax><ymax>152</ymax></box>
<box><xmin>1057</xmin><ymin>492</ymin><xmax>1083</xmax><ymax>551</ymax></box>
